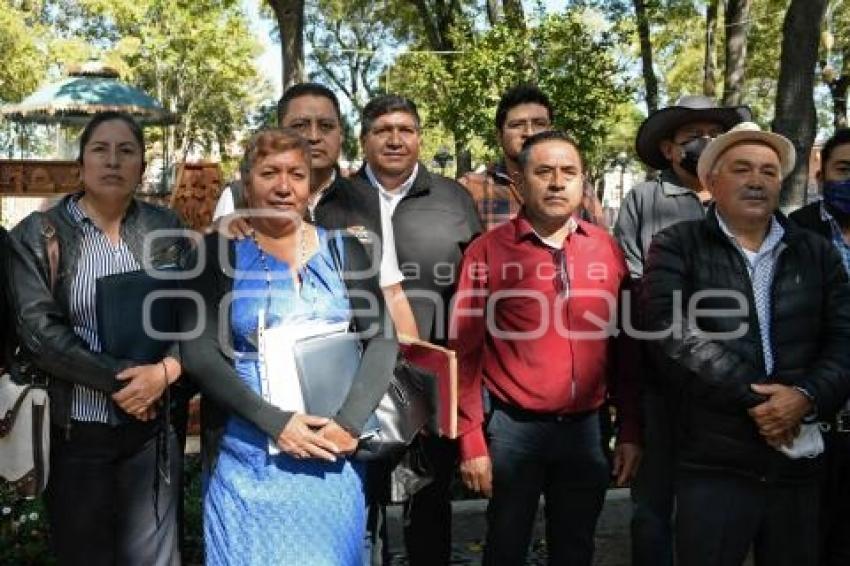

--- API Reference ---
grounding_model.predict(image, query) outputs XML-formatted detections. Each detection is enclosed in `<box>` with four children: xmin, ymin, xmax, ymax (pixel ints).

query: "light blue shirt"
<box><xmin>716</xmin><ymin>212</ymin><xmax>786</xmax><ymax>375</ymax></box>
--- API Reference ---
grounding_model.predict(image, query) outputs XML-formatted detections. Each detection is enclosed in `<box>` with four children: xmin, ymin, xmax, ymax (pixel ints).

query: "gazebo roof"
<box><xmin>0</xmin><ymin>62</ymin><xmax>177</xmax><ymax>126</ymax></box>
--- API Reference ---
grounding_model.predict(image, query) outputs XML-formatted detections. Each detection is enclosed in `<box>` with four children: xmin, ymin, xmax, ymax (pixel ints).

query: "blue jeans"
<box><xmin>630</xmin><ymin>390</ymin><xmax>675</xmax><ymax>566</ymax></box>
<box><xmin>483</xmin><ymin>403</ymin><xmax>609</xmax><ymax>566</ymax></box>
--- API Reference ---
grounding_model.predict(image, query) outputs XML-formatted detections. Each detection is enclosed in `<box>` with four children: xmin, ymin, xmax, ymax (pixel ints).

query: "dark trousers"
<box><xmin>403</xmin><ymin>435</ymin><xmax>456</xmax><ymax>566</ymax></box>
<box><xmin>677</xmin><ymin>471</ymin><xmax>819</xmax><ymax>566</ymax></box>
<box><xmin>45</xmin><ymin>421</ymin><xmax>181</xmax><ymax>566</ymax></box>
<box><xmin>483</xmin><ymin>405</ymin><xmax>609</xmax><ymax>566</ymax></box>
<box><xmin>630</xmin><ymin>390</ymin><xmax>676</xmax><ymax>566</ymax></box>
<box><xmin>819</xmin><ymin>426</ymin><xmax>850</xmax><ymax>566</ymax></box>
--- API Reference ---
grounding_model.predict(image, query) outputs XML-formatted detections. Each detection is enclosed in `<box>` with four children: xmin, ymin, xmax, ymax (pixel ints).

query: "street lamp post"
<box><xmin>434</xmin><ymin>146</ymin><xmax>453</xmax><ymax>177</ymax></box>
<box><xmin>614</xmin><ymin>151</ymin><xmax>630</xmax><ymax>208</ymax></box>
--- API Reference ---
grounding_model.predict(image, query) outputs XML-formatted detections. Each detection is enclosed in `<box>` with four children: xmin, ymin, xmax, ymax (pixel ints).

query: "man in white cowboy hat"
<box><xmin>641</xmin><ymin>122</ymin><xmax>850</xmax><ymax>566</ymax></box>
<box><xmin>615</xmin><ymin>95</ymin><xmax>752</xmax><ymax>566</ymax></box>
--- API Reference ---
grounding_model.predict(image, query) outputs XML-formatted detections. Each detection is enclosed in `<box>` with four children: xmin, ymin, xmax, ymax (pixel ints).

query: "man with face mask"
<box><xmin>614</xmin><ymin>95</ymin><xmax>751</xmax><ymax>566</ymax></box>
<box><xmin>790</xmin><ymin>128</ymin><xmax>850</xmax><ymax>566</ymax></box>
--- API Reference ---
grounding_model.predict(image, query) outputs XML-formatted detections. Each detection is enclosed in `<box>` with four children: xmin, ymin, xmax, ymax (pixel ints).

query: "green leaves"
<box><xmin>388</xmin><ymin>9</ymin><xmax>633</xmax><ymax>173</ymax></box>
<box><xmin>1</xmin><ymin>0</ymin><xmax>266</xmax><ymax>161</ymax></box>
<box><xmin>0</xmin><ymin>2</ymin><xmax>50</xmax><ymax>103</ymax></box>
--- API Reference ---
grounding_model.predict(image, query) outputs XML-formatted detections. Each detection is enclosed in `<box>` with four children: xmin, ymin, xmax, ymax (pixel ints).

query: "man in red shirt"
<box><xmin>450</xmin><ymin>130</ymin><xmax>641</xmax><ymax>565</ymax></box>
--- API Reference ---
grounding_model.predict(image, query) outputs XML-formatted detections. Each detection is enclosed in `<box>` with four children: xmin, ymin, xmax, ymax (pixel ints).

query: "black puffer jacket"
<box><xmin>641</xmin><ymin>207</ymin><xmax>850</xmax><ymax>483</ymax></box>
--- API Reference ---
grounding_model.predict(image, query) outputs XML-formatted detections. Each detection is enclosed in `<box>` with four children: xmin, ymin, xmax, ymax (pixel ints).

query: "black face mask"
<box><xmin>678</xmin><ymin>137</ymin><xmax>711</xmax><ymax>176</ymax></box>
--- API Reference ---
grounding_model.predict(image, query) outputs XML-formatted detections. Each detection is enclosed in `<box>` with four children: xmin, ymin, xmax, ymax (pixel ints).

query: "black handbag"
<box><xmin>0</xmin><ymin>218</ymin><xmax>58</xmax><ymax>498</ymax></box>
<box><xmin>292</xmin><ymin>330</ymin><xmax>436</xmax><ymax>461</ymax></box>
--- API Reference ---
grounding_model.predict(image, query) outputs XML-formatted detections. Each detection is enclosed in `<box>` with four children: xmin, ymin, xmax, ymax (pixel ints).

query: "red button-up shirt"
<box><xmin>449</xmin><ymin>213</ymin><xmax>640</xmax><ymax>460</ymax></box>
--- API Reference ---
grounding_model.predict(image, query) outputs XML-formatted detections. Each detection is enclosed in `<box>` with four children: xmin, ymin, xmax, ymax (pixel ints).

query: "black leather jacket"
<box><xmin>641</xmin><ymin>206</ymin><xmax>850</xmax><ymax>482</ymax></box>
<box><xmin>7</xmin><ymin>193</ymin><xmax>193</xmax><ymax>432</ymax></box>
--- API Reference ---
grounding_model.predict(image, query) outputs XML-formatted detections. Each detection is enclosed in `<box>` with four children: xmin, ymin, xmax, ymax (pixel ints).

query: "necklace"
<box><xmin>252</xmin><ymin>222</ymin><xmax>312</xmax><ymax>297</ymax></box>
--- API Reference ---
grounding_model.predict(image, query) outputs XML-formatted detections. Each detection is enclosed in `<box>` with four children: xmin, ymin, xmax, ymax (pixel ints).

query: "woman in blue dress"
<box><xmin>180</xmin><ymin>128</ymin><xmax>398</xmax><ymax>565</ymax></box>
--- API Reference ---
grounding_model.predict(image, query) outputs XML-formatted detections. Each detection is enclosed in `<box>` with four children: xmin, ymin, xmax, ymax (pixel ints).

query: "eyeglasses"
<box><xmin>552</xmin><ymin>248</ymin><xmax>570</xmax><ymax>296</ymax></box>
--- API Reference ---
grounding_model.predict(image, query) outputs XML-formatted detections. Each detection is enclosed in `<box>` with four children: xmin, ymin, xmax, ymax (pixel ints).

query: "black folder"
<box><xmin>96</xmin><ymin>269</ymin><xmax>179</xmax><ymax>364</ymax></box>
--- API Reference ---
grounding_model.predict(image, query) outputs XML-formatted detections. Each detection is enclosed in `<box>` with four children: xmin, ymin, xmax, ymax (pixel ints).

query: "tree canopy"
<box><xmin>1</xmin><ymin>0</ymin><xmax>267</xmax><ymax>162</ymax></box>
<box><xmin>3</xmin><ymin>0</ymin><xmax>849</xmax><ymax>204</ymax></box>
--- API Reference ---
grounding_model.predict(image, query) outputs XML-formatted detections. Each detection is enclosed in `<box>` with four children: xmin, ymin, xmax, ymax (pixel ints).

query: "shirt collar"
<box><xmin>308</xmin><ymin>169</ymin><xmax>337</xmax><ymax>210</ymax></box>
<box><xmin>488</xmin><ymin>160</ymin><xmax>516</xmax><ymax>187</ymax></box>
<box><xmin>65</xmin><ymin>191</ymin><xmax>136</xmax><ymax>228</ymax></box>
<box><xmin>819</xmin><ymin>199</ymin><xmax>850</xmax><ymax>243</ymax></box>
<box><xmin>820</xmin><ymin>199</ymin><xmax>836</xmax><ymax>223</ymax></box>
<box><xmin>716</xmin><ymin>211</ymin><xmax>785</xmax><ymax>257</ymax></box>
<box><xmin>659</xmin><ymin>169</ymin><xmax>699</xmax><ymax>197</ymax></box>
<box><xmin>67</xmin><ymin>193</ymin><xmax>90</xmax><ymax>225</ymax></box>
<box><xmin>365</xmin><ymin>162</ymin><xmax>418</xmax><ymax>200</ymax></box>
<box><xmin>514</xmin><ymin>210</ymin><xmax>581</xmax><ymax>247</ymax></box>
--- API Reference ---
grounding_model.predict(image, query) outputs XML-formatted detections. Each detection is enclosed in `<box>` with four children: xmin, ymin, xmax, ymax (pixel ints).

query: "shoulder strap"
<box><xmin>327</xmin><ymin>231</ymin><xmax>347</xmax><ymax>285</ymax></box>
<box><xmin>40</xmin><ymin>217</ymin><xmax>59</xmax><ymax>294</ymax></box>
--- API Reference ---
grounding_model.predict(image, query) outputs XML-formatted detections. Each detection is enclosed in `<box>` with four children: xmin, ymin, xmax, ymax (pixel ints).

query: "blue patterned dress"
<box><xmin>204</xmin><ymin>229</ymin><xmax>366</xmax><ymax>566</ymax></box>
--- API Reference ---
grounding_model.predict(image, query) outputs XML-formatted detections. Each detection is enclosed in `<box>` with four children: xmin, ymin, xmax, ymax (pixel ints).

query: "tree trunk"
<box><xmin>773</xmin><ymin>0</ymin><xmax>829</xmax><ymax>208</ymax></box>
<box><xmin>502</xmin><ymin>0</ymin><xmax>525</xmax><ymax>29</ymax></box>
<box><xmin>722</xmin><ymin>0</ymin><xmax>751</xmax><ymax>106</ymax></box>
<box><xmin>455</xmin><ymin>141</ymin><xmax>472</xmax><ymax>178</ymax></box>
<box><xmin>633</xmin><ymin>0</ymin><xmax>659</xmax><ymax>114</ymax></box>
<box><xmin>412</xmin><ymin>0</ymin><xmax>459</xmax><ymax>53</ymax></box>
<box><xmin>486</xmin><ymin>0</ymin><xmax>500</xmax><ymax>26</ymax></box>
<box><xmin>704</xmin><ymin>0</ymin><xmax>719</xmax><ymax>97</ymax></box>
<box><xmin>829</xmin><ymin>48</ymin><xmax>850</xmax><ymax>129</ymax></box>
<box><xmin>829</xmin><ymin>75</ymin><xmax>850</xmax><ymax>129</ymax></box>
<box><xmin>268</xmin><ymin>0</ymin><xmax>305</xmax><ymax>90</ymax></box>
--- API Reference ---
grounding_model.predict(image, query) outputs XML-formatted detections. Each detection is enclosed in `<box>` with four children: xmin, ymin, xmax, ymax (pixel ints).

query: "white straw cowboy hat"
<box><xmin>697</xmin><ymin>121</ymin><xmax>797</xmax><ymax>188</ymax></box>
<box><xmin>635</xmin><ymin>95</ymin><xmax>752</xmax><ymax>169</ymax></box>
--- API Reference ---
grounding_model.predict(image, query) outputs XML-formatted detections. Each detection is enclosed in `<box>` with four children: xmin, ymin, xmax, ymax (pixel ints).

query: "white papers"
<box><xmin>257</xmin><ymin>312</ymin><xmax>349</xmax><ymax>455</ymax></box>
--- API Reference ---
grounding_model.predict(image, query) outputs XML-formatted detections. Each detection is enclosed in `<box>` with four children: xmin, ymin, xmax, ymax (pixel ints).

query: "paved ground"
<box><xmin>385</xmin><ymin>489</ymin><xmax>632</xmax><ymax>565</ymax></box>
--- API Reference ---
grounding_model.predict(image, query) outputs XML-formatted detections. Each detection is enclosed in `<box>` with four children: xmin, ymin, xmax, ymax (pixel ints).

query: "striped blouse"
<box><xmin>67</xmin><ymin>196</ymin><xmax>141</xmax><ymax>423</ymax></box>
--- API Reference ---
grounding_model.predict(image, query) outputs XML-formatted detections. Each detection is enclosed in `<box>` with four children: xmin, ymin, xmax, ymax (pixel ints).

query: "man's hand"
<box><xmin>112</xmin><ymin>363</ymin><xmax>168</xmax><ymax>419</ymax></box>
<box><xmin>612</xmin><ymin>442</ymin><xmax>642</xmax><ymax>487</ymax></box>
<box><xmin>207</xmin><ymin>213</ymin><xmax>253</xmax><ymax>240</ymax></box>
<box><xmin>748</xmin><ymin>383</ymin><xmax>813</xmax><ymax>447</ymax></box>
<box><xmin>317</xmin><ymin>421</ymin><xmax>358</xmax><ymax>455</ymax></box>
<box><xmin>277</xmin><ymin>414</ymin><xmax>340</xmax><ymax>462</ymax></box>
<box><xmin>460</xmin><ymin>455</ymin><xmax>493</xmax><ymax>498</ymax></box>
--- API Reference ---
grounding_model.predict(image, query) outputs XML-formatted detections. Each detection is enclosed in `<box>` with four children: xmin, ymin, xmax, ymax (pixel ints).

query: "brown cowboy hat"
<box><xmin>635</xmin><ymin>95</ymin><xmax>752</xmax><ymax>169</ymax></box>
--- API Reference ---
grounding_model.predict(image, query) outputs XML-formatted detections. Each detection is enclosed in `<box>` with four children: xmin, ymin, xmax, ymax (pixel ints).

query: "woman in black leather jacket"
<box><xmin>7</xmin><ymin>111</ymin><xmax>191</xmax><ymax>565</ymax></box>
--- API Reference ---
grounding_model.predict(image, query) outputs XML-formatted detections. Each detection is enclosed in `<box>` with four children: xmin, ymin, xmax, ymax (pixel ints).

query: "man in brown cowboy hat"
<box><xmin>614</xmin><ymin>95</ymin><xmax>751</xmax><ymax>566</ymax></box>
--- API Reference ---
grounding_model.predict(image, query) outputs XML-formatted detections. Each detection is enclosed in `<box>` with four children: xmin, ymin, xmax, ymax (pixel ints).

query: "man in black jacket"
<box><xmin>615</xmin><ymin>95</ymin><xmax>752</xmax><ymax>566</ymax></box>
<box><xmin>642</xmin><ymin>122</ymin><xmax>850</xmax><ymax>566</ymax></box>
<box><xmin>790</xmin><ymin>128</ymin><xmax>850</xmax><ymax>566</ymax></box>
<box><xmin>319</xmin><ymin>94</ymin><xmax>482</xmax><ymax>565</ymax></box>
<box><xmin>214</xmin><ymin>82</ymin><xmax>353</xmax><ymax>220</ymax></box>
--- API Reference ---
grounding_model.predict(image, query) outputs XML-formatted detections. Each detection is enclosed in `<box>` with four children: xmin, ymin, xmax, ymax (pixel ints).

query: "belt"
<box><xmin>490</xmin><ymin>396</ymin><xmax>596</xmax><ymax>424</ymax></box>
